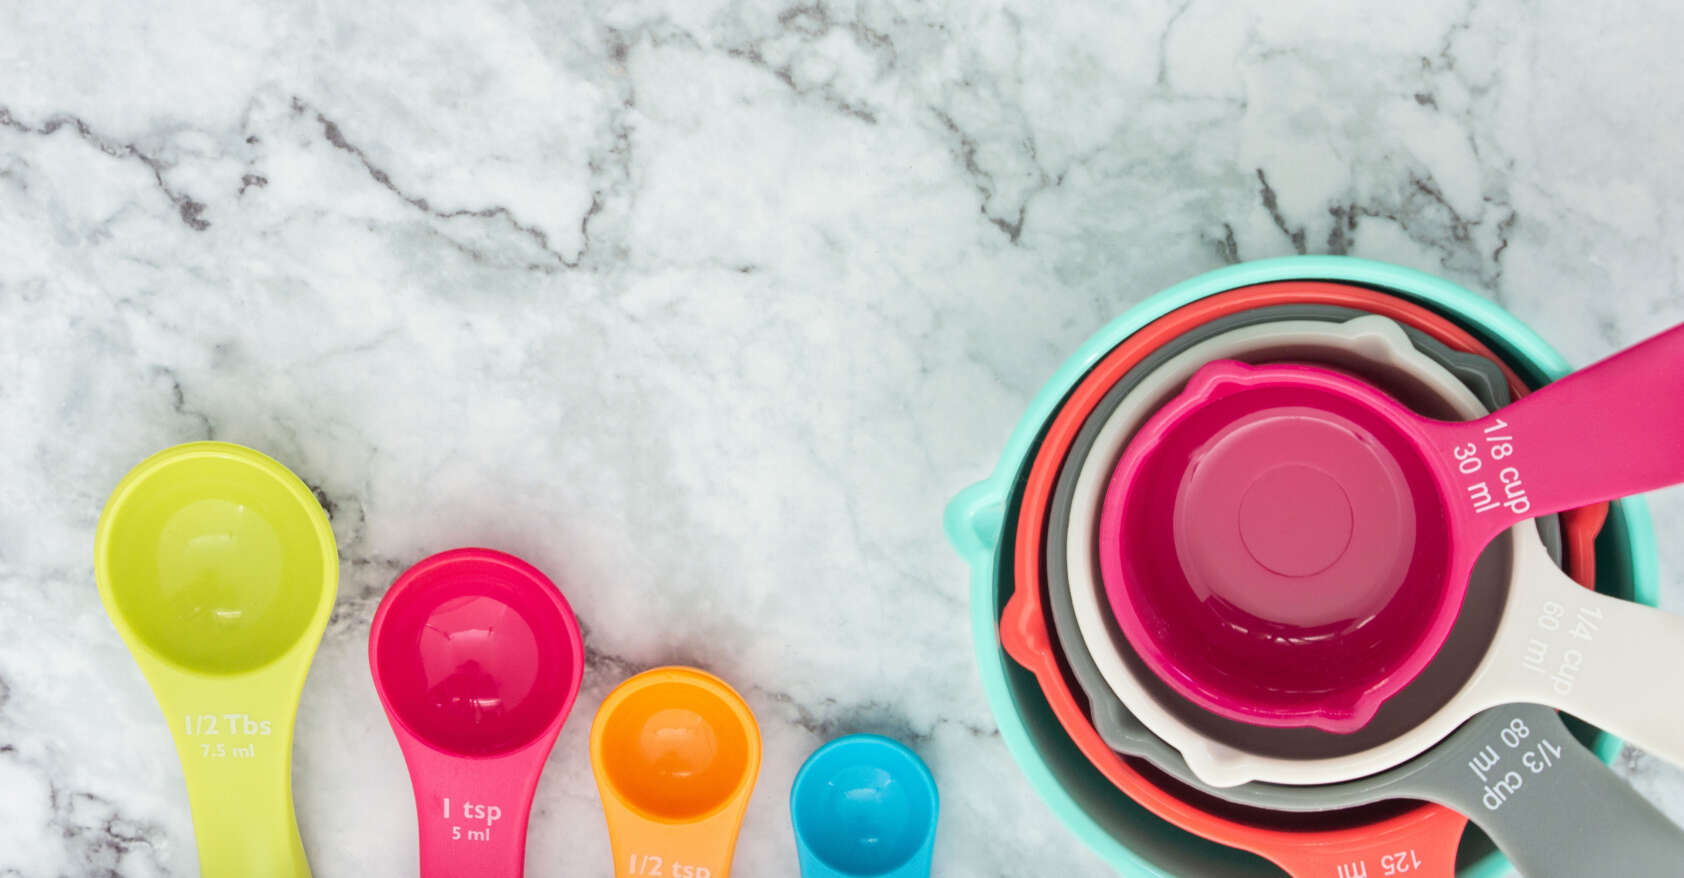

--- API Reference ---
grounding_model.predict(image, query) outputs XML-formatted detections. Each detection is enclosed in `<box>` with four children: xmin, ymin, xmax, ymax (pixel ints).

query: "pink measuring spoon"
<box><xmin>1099</xmin><ymin>322</ymin><xmax>1684</xmax><ymax>736</ymax></box>
<box><xmin>370</xmin><ymin>548</ymin><xmax>585</xmax><ymax>876</ymax></box>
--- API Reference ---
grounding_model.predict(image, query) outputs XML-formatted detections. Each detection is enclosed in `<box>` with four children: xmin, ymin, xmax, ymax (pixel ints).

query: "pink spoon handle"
<box><xmin>401</xmin><ymin>743</ymin><xmax>543</xmax><ymax>878</ymax></box>
<box><xmin>1423</xmin><ymin>322</ymin><xmax>1684</xmax><ymax>547</ymax></box>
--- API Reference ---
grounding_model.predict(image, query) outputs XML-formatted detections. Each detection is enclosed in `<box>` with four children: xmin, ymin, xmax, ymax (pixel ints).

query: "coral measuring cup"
<box><xmin>1101</xmin><ymin>321</ymin><xmax>1684</xmax><ymax>736</ymax></box>
<box><xmin>592</xmin><ymin>667</ymin><xmax>761</xmax><ymax>878</ymax></box>
<box><xmin>94</xmin><ymin>442</ymin><xmax>337</xmax><ymax>877</ymax></box>
<box><xmin>370</xmin><ymin>548</ymin><xmax>585</xmax><ymax>877</ymax></box>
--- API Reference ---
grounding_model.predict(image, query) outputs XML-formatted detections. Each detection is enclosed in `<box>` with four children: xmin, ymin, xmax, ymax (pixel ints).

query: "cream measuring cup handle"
<box><xmin>1478</xmin><ymin>538</ymin><xmax>1684</xmax><ymax>772</ymax></box>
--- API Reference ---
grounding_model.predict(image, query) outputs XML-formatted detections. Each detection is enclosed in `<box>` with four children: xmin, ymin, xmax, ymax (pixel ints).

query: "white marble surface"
<box><xmin>3</xmin><ymin>0</ymin><xmax>1684</xmax><ymax>875</ymax></box>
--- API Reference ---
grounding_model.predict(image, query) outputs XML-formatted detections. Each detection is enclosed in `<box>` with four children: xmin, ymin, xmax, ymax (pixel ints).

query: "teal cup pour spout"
<box><xmin>790</xmin><ymin>735</ymin><xmax>939</xmax><ymax>878</ymax></box>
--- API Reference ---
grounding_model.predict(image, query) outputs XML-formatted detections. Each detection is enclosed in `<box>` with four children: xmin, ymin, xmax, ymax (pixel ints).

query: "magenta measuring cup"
<box><xmin>1099</xmin><ymin>321</ymin><xmax>1684</xmax><ymax>734</ymax></box>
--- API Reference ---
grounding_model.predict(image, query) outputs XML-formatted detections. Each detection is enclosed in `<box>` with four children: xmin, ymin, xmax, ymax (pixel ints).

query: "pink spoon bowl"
<box><xmin>1099</xmin><ymin>322</ymin><xmax>1684</xmax><ymax>733</ymax></box>
<box><xmin>370</xmin><ymin>548</ymin><xmax>585</xmax><ymax>877</ymax></box>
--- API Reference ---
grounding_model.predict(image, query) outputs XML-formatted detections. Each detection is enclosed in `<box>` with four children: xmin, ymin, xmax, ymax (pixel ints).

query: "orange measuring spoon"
<box><xmin>591</xmin><ymin>667</ymin><xmax>762</xmax><ymax>878</ymax></box>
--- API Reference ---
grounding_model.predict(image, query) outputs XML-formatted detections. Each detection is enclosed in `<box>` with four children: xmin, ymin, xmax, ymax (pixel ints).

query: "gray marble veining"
<box><xmin>3</xmin><ymin>0</ymin><xmax>1682</xmax><ymax>875</ymax></box>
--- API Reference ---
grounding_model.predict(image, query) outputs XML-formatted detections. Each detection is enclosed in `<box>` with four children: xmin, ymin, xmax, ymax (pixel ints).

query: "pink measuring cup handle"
<box><xmin>1424</xmin><ymin>321</ymin><xmax>1684</xmax><ymax>549</ymax></box>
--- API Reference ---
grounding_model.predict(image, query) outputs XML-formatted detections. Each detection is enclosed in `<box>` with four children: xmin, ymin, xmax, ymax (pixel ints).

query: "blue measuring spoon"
<box><xmin>791</xmin><ymin>735</ymin><xmax>939</xmax><ymax>878</ymax></box>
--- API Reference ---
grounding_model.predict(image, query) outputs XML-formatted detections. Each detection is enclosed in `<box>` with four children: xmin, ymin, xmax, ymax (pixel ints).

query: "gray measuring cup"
<box><xmin>1043</xmin><ymin>310</ymin><xmax>1684</xmax><ymax>876</ymax></box>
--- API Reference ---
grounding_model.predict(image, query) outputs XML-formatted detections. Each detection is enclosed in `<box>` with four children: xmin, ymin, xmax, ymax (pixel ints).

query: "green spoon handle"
<box><xmin>159</xmin><ymin>686</ymin><xmax>312</xmax><ymax>878</ymax></box>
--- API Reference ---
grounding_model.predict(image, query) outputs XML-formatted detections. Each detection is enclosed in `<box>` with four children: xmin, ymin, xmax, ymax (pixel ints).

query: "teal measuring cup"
<box><xmin>945</xmin><ymin>255</ymin><xmax>1660</xmax><ymax>877</ymax></box>
<box><xmin>791</xmin><ymin>735</ymin><xmax>939</xmax><ymax>878</ymax></box>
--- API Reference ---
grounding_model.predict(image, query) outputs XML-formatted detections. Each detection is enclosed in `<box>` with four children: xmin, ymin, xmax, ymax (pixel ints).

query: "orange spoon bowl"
<box><xmin>591</xmin><ymin>667</ymin><xmax>761</xmax><ymax>878</ymax></box>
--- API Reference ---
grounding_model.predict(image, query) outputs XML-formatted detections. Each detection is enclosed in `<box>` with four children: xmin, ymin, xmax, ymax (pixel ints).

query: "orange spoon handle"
<box><xmin>602</xmin><ymin>798</ymin><xmax>745</xmax><ymax>878</ymax></box>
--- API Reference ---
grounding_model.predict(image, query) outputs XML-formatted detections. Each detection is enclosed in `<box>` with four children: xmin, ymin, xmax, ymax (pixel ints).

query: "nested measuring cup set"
<box><xmin>946</xmin><ymin>256</ymin><xmax>1684</xmax><ymax>877</ymax></box>
<box><xmin>92</xmin><ymin>445</ymin><xmax>939</xmax><ymax>877</ymax></box>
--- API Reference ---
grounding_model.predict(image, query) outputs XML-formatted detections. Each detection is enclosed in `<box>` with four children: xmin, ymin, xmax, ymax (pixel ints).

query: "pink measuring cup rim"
<box><xmin>1098</xmin><ymin>361</ymin><xmax>1473</xmax><ymax>732</ymax></box>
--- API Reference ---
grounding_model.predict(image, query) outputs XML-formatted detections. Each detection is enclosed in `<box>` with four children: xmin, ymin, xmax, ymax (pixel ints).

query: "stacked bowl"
<box><xmin>946</xmin><ymin>257</ymin><xmax>1681</xmax><ymax>877</ymax></box>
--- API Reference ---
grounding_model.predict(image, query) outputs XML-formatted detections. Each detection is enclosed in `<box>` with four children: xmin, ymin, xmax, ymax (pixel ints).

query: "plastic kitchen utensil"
<box><xmin>992</xmin><ymin>287</ymin><xmax>1559</xmax><ymax>874</ymax></box>
<box><xmin>790</xmin><ymin>734</ymin><xmax>939</xmax><ymax>878</ymax></box>
<box><xmin>1048</xmin><ymin>322</ymin><xmax>1684</xmax><ymax>876</ymax></box>
<box><xmin>94</xmin><ymin>442</ymin><xmax>337</xmax><ymax>878</ymax></box>
<box><xmin>370</xmin><ymin>548</ymin><xmax>585</xmax><ymax>877</ymax></box>
<box><xmin>593</xmin><ymin>667</ymin><xmax>762</xmax><ymax>878</ymax></box>
<box><xmin>948</xmin><ymin>256</ymin><xmax>1657</xmax><ymax>878</ymax></box>
<box><xmin>1101</xmin><ymin>321</ymin><xmax>1684</xmax><ymax>741</ymax></box>
<box><xmin>1006</xmin><ymin>291</ymin><xmax>1590</xmax><ymax>775</ymax></box>
<box><xmin>1053</xmin><ymin>323</ymin><xmax>1665</xmax><ymax>793</ymax></box>
<box><xmin>1044</xmin><ymin>314</ymin><xmax>1558</xmax><ymax>761</ymax></box>
<box><xmin>1004</xmin><ymin>314</ymin><xmax>1502</xmax><ymax>874</ymax></box>
<box><xmin>1009</xmin><ymin>285</ymin><xmax>1602</xmax><ymax>768</ymax></box>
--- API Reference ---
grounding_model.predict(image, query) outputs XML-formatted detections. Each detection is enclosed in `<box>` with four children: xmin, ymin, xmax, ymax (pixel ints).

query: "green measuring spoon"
<box><xmin>94</xmin><ymin>442</ymin><xmax>337</xmax><ymax>877</ymax></box>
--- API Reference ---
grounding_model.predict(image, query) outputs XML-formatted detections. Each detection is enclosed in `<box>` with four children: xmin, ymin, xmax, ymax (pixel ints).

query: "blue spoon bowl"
<box><xmin>791</xmin><ymin>734</ymin><xmax>939</xmax><ymax>877</ymax></box>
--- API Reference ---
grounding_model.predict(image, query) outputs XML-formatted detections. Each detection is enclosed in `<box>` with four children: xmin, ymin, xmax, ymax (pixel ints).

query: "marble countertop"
<box><xmin>4</xmin><ymin>0</ymin><xmax>1683</xmax><ymax>875</ymax></box>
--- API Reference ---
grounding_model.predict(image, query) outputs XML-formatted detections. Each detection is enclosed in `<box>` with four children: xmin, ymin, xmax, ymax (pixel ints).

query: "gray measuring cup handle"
<box><xmin>1386</xmin><ymin>704</ymin><xmax>1684</xmax><ymax>877</ymax></box>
